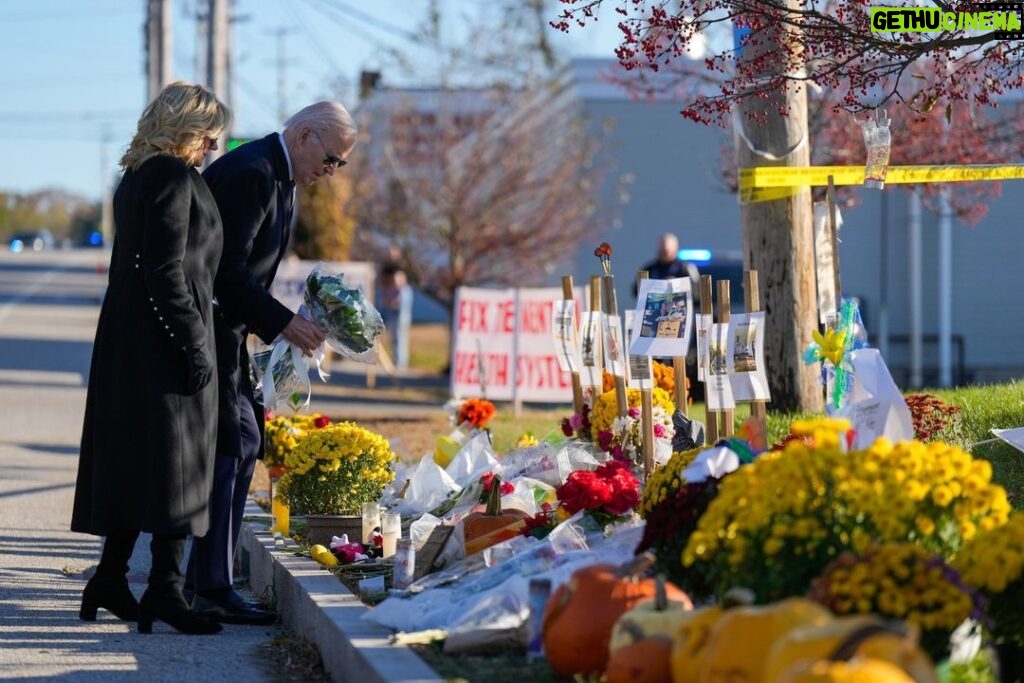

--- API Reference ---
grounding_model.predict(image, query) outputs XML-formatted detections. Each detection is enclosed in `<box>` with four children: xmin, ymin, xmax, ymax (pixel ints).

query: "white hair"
<box><xmin>284</xmin><ymin>101</ymin><xmax>357</xmax><ymax>139</ymax></box>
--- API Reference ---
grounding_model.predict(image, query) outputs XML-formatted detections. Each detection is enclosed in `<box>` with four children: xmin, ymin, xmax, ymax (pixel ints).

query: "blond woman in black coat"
<box><xmin>72</xmin><ymin>82</ymin><xmax>229</xmax><ymax>635</ymax></box>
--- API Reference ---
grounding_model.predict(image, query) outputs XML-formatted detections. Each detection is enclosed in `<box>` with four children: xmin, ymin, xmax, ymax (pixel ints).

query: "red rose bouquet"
<box><xmin>556</xmin><ymin>461</ymin><xmax>641</xmax><ymax>526</ymax></box>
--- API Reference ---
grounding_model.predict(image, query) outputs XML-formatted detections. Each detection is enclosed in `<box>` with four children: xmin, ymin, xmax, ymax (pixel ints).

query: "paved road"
<box><xmin>0</xmin><ymin>250</ymin><xmax>287</xmax><ymax>681</ymax></box>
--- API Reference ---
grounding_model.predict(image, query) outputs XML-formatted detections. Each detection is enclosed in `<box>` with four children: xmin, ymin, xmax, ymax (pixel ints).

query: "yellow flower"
<box><xmin>811</xmin><ymin>327</ymin><xmax>848</xmax><ymax>367</ymax></box>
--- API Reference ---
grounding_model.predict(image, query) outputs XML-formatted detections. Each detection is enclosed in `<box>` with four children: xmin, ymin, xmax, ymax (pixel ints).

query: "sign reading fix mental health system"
<box><xmin>450</xmin><ymin>287</ymin><xmax>585</xmax><ymax>403</ymax></box>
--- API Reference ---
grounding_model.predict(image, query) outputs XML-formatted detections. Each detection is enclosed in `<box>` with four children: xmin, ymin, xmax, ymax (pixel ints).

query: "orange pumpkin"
<box><xmin>461</xmin><ymin>475</ymin><xmax>528</xmax><ymax>555</ymax></box>
<box><xmin>541</xmin><ymin>554</ymin><xmax>692</xmax><ymax>677</ymax></box>
<box><xmin>605</xmin><ymin>575</ymin><xmax>693</xmax><ymax>683</ymax></box>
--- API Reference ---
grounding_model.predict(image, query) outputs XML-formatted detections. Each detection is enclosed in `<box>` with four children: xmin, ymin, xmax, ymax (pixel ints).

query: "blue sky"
<box><xmin>0</xmin><ymin>0</ymin><xmax>621</xmax><ymax>202</ymax></box>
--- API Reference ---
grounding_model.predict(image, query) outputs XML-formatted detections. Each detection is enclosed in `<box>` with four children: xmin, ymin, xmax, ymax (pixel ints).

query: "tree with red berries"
<box><xmin>555</xmin><ymin>0</ymin><xmax>1024</xmax><ymax>410</ymax></box>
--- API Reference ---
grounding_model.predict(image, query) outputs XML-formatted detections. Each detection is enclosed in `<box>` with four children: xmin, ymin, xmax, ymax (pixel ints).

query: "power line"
<box><xmin>0</xmin><ymin>6</ymin><xmax>133</xmax><ymax>21</ymax></box>
<box><xmin>0</xmin><ymin>110</ymin><xmax>137</xmax><ymax>123</ymax></box>
<box><xmin>283</xmin><ymin>0</ymin><xmax>343</xmax><ymax>74</ymax></box>
<box><xmin>305</xmin><ymin>0</ymin><xmax>419</xmax><ymax>42</ymax></box>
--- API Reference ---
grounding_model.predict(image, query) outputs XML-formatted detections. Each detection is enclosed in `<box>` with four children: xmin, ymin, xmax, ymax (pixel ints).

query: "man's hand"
<box><xmin>281</xmin><ymin>314</ymin><xmax>326</xmax><ymax>356</ymax></box>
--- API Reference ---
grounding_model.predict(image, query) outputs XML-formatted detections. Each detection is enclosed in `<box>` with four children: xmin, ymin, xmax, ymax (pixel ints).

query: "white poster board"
<box><xmin>814</xmin><ymin>202</ymin><xmax>841</xmax><ymax>326</ymax></box>
<box><xmin>551</xmin><ymin>300</ymin><xmax>580</xmax><ymax>373</ymax></box>
<box><xmin>695</xmin><ymin>313</ymin><xmax>712</xmax><ymax>382</ymax></box>
<box><xmin>629</xmin><ymin>277</ymin><xmax>694</xmax><ymax>358</ymax></box>
<box><xmin>450</xmin><ymin>287</ymin><xmax>581</xmax><ymax>403</ymax></box>
<box><xmin>728</xmin><ymin>312</ymin><xmax>770</xmax><ymax>402</ymax></box>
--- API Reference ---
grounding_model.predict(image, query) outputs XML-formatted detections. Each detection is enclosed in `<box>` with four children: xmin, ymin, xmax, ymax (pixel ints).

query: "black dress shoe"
<box><xmin>137</xmin><ymin>588</ymin><xmax>222</xmax><ymax>635</ymax></box>
<box><xmin>191</xmin><ymin>590</ymin><xmax>276</xmax><ymax>625</ymax></box>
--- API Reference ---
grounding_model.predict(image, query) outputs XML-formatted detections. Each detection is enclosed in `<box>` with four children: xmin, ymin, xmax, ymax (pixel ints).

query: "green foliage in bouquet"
<box><xmin>275</xmin><ymin>422</ymin><xmax>396</xmax><ymax>516</ymax></box>
<box><xmin>955</xmin><ymin>512</ymin><xmax>1024</xmax><ymax>647</ymax></box>
<box><xmin>682</xmin><ymin>418</ymin><xmax>1012</xmax><ymax>603</ymax></box>
<box><xmin>304</xmin><ymin>265</ymin><xmax>383</xmax><ymax>357</ymax></box>
<box><xmin>808</xmin><ymin>542</ymin><xmax>986</xmax><ymax>661</ymax></box>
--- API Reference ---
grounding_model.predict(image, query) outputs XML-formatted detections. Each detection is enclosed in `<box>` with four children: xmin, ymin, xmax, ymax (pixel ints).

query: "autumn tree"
<box><xmin>352</xmin><ymin>84</ymin><xmax>617</xmax><ymax>314</ymax></box>
<box><xmin>292</xmin><ymin>175</ymin><xmax>358</xmax><ymax>261</ymax></box>
<box><xmin>350</xmin><ymin>0</ymin><xmax>623</xmax><ymax>316</ymax></box>
<box><xmin>555</xmin><ymin>0</ymin><xmax>1024</xmax><ymax>410</ymax></box>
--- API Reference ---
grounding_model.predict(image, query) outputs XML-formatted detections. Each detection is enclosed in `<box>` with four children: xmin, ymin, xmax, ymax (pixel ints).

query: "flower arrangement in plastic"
<box><xmin>589</xmin><ymin>386</ymin><xmax>675</xmax><ymax>467</ymax></box>
<box><xmin>954</xmin><ymin>512</ymin><xmax>1024</xmax><ymax>646</ymax></box>
<box><xmin>263</xmin><ymin>412</ymin><xmax>331</xmax><ymax>469</ymax></box>
<box><xmin>275</xmin><ymin>421</ymin><xmax>396</xmax><ymax>516</ymax></box>
<box><xmin>477</xmin><ymin>471</ymin><xmax>514</xmax><ymax>504</ymax></box>
<box><xmin>808</xmin><ymin>542</ymin><xmax>987</xmax><ymax>660</ymax></box>
<box><xmin>682</xmin><ymin>417</ymin><xmax>1011</xmax><ymax>602</ymax></box>
<box><xmin>556</xmin><ymin>460</ymin><xmax>641</xmax><ymax>527</ymax></box>
<box><xmin>453</xmin><ymin>397</ymin><xmax>496</xmax><ymax>430</ymax></box>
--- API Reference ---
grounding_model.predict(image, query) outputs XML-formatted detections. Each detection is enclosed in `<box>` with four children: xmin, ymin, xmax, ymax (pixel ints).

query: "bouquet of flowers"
<box><xmin>263</xmin><ymin>412</ymin><xmax>330</xmax><ymax>469</ymax></box>
<box><xmin>275</xmin><ymin>421</ymin><xmax>396</xmax><ymax>516</ymax></box>
<box><xmin>809</xmin><ymin>542</ymin><xmax>987</xmax><ymax>660</ymax></box>
<box><xmin>452</xmin><ymin>397</ymin><xmax>496</xmax><ymax>430</ymax></box>
<box><xmin>682</xmin><ymin>418</ymin><xmax>1011</xmax><ymax>602</ymax></box>
<box><xmin>589</xmin><ymin>387</ymin><xmax>675</xmax><ymax>468</ymax></box>
<box><xmin>955</xmin><ymin>512</ymin><xmax>1024</xmax><ymax>646</ymax></box>
<box><xmin>303</xmin><ymin>263</ymin><xmax>384</xmax><ymax>363</ymax></box>
<box><xmin>555</xmin><ymin>460</ymin><xmax>641</xmax><ymax>528</ymax></box>
<box><xmin>560</xmin><ymin>402</ymin><xmax>593</xmax><ymax>442</ymax></box>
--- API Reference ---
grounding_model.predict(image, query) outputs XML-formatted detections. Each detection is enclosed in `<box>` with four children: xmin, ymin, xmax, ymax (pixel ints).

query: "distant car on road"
<box><xmin>9</xmin><ymin>230</ymin><xmax>55</xmax><ymax>252</ymax></box>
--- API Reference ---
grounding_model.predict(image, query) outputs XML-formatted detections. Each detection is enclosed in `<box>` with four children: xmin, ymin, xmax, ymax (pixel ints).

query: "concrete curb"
<box><xmin>240</xmin><ymin>508</ymin><xmax>443</xmax><ymax>683</ymax></box>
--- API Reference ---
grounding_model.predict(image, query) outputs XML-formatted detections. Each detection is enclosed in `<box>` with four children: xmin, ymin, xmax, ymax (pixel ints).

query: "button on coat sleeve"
<box><xmin>140</xmin><ymin>160</ymin><xmax>208</xmax><ymax>350</ymax></box>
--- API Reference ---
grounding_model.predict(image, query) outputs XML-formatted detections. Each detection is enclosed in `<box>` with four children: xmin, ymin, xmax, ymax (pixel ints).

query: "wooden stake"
<box><xmin>636</xmin><ymin>269</ymin><xmax>655</xmax><ymax>478</ymax></box>
<box><xmin>717</xmin><ymin>279</ymin><xmax>734</xmax><ymax>438</ymax></box>
<box><xmin>562</xmin><ymin>275</ymin><xmax>584</xmax><ymax>414</ymax></box>
<box><xmin>744</xmin><ymin>270</ymin><xmax>768</xmax><ymax>437</ymax></box>
<box><xmin>602</xmin><ymin>274</ymin><xmax>628</xmax><ymax>418</ymax></box>
<box><xmin>700</xmin><ymin>275</ymin><xmax>718</xmax><ymax>444</ymax></box>
<box><xmin>827</xmin><ymin>175</ymin><xmax>842</xmax><ymax>302</ymax></box>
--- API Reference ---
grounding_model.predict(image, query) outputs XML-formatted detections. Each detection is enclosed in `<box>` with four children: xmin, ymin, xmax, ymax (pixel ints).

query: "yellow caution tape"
<box><xmin>738</xmin><ymin>164</ymin><xmax>1024</xmax><ymax>203</ymax></box>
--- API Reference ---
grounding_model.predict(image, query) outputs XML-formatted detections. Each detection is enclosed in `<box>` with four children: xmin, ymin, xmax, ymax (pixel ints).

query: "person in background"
<box><xmin>635</xmin><ymin>232</ymin><xmax>700</xmax><ymax>297</ymax></box>
<box><xmin>184</xmin><ymin>101</ymin><xmax>356</xmax><ymax>625</ymax></box>
<box><xmin>72</xmin><ymin>82</ymin><xmax>229</xmax><ymax>635</ymax></box>
<box><xmin>378</xmin><ymin>249</ymin><xmax>412</xmax><ymax>370</ymax></box>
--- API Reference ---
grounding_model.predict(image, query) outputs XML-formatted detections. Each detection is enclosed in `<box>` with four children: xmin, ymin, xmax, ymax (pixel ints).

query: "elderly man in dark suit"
<box><xmin>186</xmin><ymin>102</ymin><xmax>357</xmax><ymax>624</ymax></box>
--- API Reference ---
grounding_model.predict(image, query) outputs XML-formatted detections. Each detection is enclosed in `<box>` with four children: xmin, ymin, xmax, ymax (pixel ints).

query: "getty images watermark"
<box><xmin>870</xmin><ymin>3</ymin><xmax>1024</xmax><ymax>39</ymax></box>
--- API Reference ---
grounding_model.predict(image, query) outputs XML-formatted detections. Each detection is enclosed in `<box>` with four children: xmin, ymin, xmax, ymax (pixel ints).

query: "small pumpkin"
<box><xmin>461</xmin><ymin>475</ymin><xmax>528</xmax><ymax>556</ymax></box>
<box><xmin>765</xmin><ymin>617</ymin><xmax>938</xmax><ymax>683</ymax></box>
<box><xmin>605</xmin><ymin>575</ymin><xmax>694</xmax><ymax>683</ymax></box>
<box><xmin>697</xmin><ymin>597</ymin><xmax>833</xmax><ymax>683</ymax></box>
<box><xmin>777</xmin><ymin>658</ymin><xmax>917</xmax><ymax>683</ymax></box>
<box><xmin>669</xmin><ymin>587</ymin><xmax>755</xmax><ymax>682</ymax></box>
<box><xmin>541</xmin><ymin>553</ymin><xmax>691</xmax><ymax>678</ymax></box>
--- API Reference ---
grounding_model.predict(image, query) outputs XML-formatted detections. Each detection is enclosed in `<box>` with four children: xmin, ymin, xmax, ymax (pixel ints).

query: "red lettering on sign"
<box><xmin>516</xmin><ymin>355</ymin><xmax>571</xmax><ymax>389</ymax></box>
<box><xmin>497</xmin><ymin>301</ymin><xmax>515</xmax><ymax>333</ymax></box>
<box><xmin>519</xmin><ymin>300</ymin><xmax>553</xmax><ymax>335</ymax></box>
<box><xmin>457</xmin><ymin>300</ymin><xmax>491</xmax><ymax>333</ymax></box>
<box><xmin>453</xmin><ymin>351</ymin><xmax>510</xmax><ymax>388</ymax></box>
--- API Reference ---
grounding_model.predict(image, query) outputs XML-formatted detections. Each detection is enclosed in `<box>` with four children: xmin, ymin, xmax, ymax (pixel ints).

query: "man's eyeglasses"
<box><xmin>312</xmin><ymin>130</ymin><xmax>347</xmax><ymax>169</ymax></box>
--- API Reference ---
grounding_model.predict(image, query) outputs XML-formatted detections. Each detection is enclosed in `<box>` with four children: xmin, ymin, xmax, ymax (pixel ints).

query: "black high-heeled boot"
<box><xmin>137</xmin><ymin>533</ymin><xmax>221</xmax><ymax>635</ymax></box>
<box><xmin>80</xmin><ymin>530</ymin><xmax>140</xmax><ymax>622</ymax></box>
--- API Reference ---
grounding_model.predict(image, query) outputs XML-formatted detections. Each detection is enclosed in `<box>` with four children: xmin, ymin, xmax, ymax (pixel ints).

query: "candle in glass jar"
<box><xmin>361</xmin><ymin>502</ymin><xmax>380</xmax><ymax>545</ymax></box>
<box><xmin>271</xmin><ymin>496</ymin><xmax>289</xmax><ymax>536</ymax></box>
<box><xmin>381</xmin><ymin>511</ymin><xmax>400</xmax><ymax>558</ymax></box>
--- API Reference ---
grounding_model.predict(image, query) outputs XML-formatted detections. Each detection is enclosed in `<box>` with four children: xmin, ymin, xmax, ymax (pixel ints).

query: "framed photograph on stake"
<box><xmin>728</xmin><ymin>312</ymin><xmax>770</xmax><ymax>401</ymax></box>
<box><xmin>551</xmin><ymin>300</ymin><xmax>580</xmax><ymax>373</ymax></box>
<box><xmin>623</xmin><ymin>309</ymin><xmax>652</xmax><ymax>389</ymax></box>
<box><xmin>630</xmin><ymin>277</ymin><xmax>693</xmax><ymax>358</ymax></box>
<box><xmin>603</xmin><ymin>313</ymin><xmax>627</xmax><ymax>378</ymax></box>
<box><xmin>705</xmin><ymin>322</ymin><xmax>735</xmax><ymax>411</ymax></box>
<box><xmin>578</xmin><ymin>311</ymin><xmax>603</xmax><ymax>390</ymax></box>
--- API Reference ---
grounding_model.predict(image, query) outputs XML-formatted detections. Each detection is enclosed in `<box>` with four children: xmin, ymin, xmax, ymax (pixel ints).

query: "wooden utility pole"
<box><xmin>145</xmin><ymin>0</ymin><xmax>172</xmax><ymax>103</ymax></box>
<box><xmin>207</xmin><ymin>0</ymin><xmax>230</xmax><ymax>162</ymax></box>
<box><xmin>734</xmin><ymin>0</ymin><xmax>822</xmax><ymax>413</ymax></box>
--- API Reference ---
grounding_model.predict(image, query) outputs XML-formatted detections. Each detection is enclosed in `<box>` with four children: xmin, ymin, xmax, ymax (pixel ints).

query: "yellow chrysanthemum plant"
<box><xmin>955</xmin><ymin>512</ymin><xmax>1024</xmax><ymax>647</ymax></box>
<box><xmin>264</xmin><ymin>413</ymin><xmax>330</xmax><ymax>469</ymax></box>
<box><xmin>681</xmin><ymin>418</ymin><xmax>1011</xmax><ymax>604</ymax></box>
<box><xmin>809</xmin><ymin>542</ymin><xmax>986</xmax><ymax>661</ymax></box>
<box><xmin>275</xmin><ymin>421</ymin><xmax>396</xmax><ymax>516</ymax></box>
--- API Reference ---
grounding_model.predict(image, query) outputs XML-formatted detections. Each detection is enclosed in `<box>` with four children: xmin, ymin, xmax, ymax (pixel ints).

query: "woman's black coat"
<box><xmin>72</xmin><ymin>154</ymin><xmax>223</xmax><ymax>536</ymax></box>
